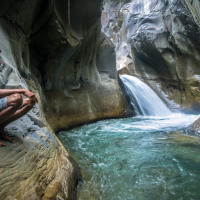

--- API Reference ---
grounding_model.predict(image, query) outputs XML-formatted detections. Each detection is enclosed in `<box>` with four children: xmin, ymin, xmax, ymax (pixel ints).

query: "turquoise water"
<box><xmin>58</xmin><ymin>114</ymin><xmax>200</xmax><ymax>200</ymax></box>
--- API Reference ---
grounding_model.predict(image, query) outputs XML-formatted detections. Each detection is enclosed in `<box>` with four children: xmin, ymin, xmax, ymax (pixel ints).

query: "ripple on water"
<box><xmin>58</xmin><ymin>114</ymin><xmax>200</xmax><ymax>200</ymax></box>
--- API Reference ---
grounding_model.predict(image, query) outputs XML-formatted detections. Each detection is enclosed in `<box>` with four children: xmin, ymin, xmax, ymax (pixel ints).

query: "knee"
<box><xmin>10</xmin><ymin>94</ymin><xmax>23</xmax><ymax>108</ymax></box>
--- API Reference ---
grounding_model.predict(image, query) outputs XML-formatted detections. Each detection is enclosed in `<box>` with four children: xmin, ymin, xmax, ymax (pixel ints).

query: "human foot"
<box><xmin>0</xmin><ymin>140</ymin><xmax>5</xmax><ymax>146</ymax></box>
<box><xmin>0</xmin><ymin>128</ymin><xmax>13</xmax><ymax>143</ymax></box>
<box><xmin>2</xmin><ymin>134</ymin><xmax>13</xmax><ymax>143</ymax></box>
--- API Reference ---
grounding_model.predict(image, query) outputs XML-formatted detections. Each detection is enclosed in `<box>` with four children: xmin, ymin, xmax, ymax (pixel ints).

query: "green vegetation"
<box><xmin>117</xmin><ymin>12</ymin><xmax>124</xmax><ymax>30</ymax></box>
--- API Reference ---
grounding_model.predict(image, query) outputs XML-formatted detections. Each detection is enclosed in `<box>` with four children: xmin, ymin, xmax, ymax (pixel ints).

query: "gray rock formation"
<box><xmin>28</xmin><ymin>0</ymin><xmax>130</xmax><ymax>131</ymax></box>
<box><xmin>0</xmin><ymin>18</ymin><xmax>78</xmax><ymax>200</ymax></box>
<box><xmin>186</xmin><ymin>117</ymin><xmax>200</xmax><ymax>136</ymax></box>
<box><xmin>102</xmin><ymin>0</ymin><xmax>200</xmax><ymax>113</ymax></box>
<box><xmin>0</xmin><ymin>0</ymin><xmax>130</xmax><ymax>199</ymax></box>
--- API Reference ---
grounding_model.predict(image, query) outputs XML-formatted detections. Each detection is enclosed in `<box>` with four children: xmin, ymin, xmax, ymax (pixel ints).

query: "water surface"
<box><xmin>58</xmin><ymin>114</ymin><xmax>200</xmax><ymax>200</ymax></box>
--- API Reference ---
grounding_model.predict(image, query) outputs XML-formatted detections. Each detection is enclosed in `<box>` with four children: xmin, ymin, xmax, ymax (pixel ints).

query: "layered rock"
<box><xmin>28</xmin><ymin>0</ymin><xmax>130</xmax><ymax>131</ymax></box>
<box><xmin>0</xmin><ymin>0</ymin><xmax>130</xmax><ymax>199</ymax></box>
<box><xmin>102</xmin><ymin>0</ymin><xmax>200</xmax><ymax>113</ymax></box>
<box><xmin>0</xmin><ymin>17</ymin><xmax>79</xmax><ymax>200</ymax></box>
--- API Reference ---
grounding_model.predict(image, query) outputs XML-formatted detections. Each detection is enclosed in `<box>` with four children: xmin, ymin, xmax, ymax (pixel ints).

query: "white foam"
<box><xmin>120</xmin><ymin>74</ymin><xmax>172</xmax><ymax>116</ymax></box>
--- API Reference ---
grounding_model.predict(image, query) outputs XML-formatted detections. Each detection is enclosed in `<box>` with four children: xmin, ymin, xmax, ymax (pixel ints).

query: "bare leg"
<box><xmin>0</xmin><ymin>97</ymin><xmax>22</xmax><ymax>124</ymax></box>
<box><xmin>0</xmin><ymin>98</ymin><xmax>34</xmax><ymax>143</ymax></box>
<box><xmin>0</xmin><ymin>94</ymin><xmax>22</xmax><ymax>145</ymax></box>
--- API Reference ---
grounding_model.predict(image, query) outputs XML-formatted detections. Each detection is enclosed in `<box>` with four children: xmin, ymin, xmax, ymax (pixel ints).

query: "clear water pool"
<box><xmin>58</xmin><ymin>113</ymin><xmax>200</xmax><ymax>200</ymax></box>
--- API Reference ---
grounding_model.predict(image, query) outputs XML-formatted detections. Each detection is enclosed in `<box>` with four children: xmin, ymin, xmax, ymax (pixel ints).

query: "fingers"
<box><xmin>23</xmin><ymin>98</ymin><xmax>31</xmax><ymax>106</ymax></box>
<box><xmin>32</xmin><ymin>96</ymin><xmax>38</xmax><ymax>103</ymax></box>
<box><xmin>24</xmin><ymin>90</ymin><xmax>38</xmax><ymax>103</ymax></box>
<box><xmin>23</xmin><ymin>98</ymin><xmax>35</xmax><ymax>107</ymax></box>
<box><xmin>23</xmin><ymin>98</ymin><xmax>29</xmax><ymax>106</ymax></box>
<box><xmin>28</xmin><ymin>94</ymin><xmax>38</xmax><ymax>104</ymax></box>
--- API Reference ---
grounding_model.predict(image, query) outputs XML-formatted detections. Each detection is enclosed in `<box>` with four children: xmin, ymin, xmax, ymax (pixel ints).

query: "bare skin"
<box><xmin>0</xmin><ymin>89</ymin><xmax>38</xmax><ymax>146</ymax></box>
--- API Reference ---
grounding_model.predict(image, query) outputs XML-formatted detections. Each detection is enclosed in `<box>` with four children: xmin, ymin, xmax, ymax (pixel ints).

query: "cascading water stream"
<box><xmin>58</xmin><ymin>75</ymin><xmax>200</xmax><ymax>200</ymax></box>
<box><xmin>120</xmin><ymin>74</ymin><xmax>172</xmax><ymax>116</ymax></box>
<box><xmin>59</xmin><ymin>114</ymin><xmax>200</xmax><ymax>200</ymax></box>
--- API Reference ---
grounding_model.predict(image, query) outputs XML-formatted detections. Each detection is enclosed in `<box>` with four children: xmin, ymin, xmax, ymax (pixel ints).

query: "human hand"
<box><xmin>23</xmin><ymin>89</ymin><xmax>38</xmax><ymax>103</ymax></box>
<box><xmin>23</xmin><ymin>98</ymin><xmax>35</xmax><ymax>106</ymax></box>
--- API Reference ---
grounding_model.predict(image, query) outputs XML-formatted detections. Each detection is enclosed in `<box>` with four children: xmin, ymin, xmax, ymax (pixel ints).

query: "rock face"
<box><xmin>0</xmin><ymin>0</ymin><xmax>130</xmax><ymax>199</ymax></box>
<box><xmin>28</xmin><ymin>0</ymin><xmax>130</xmax><ymax>131</ymax></box>
<box><xmin>186</xmin><ymin>117</ymin><xmax>200</xmax><ymax>136</ymax></box>
<box><xmin>0</xmin><ymin>17</ymin><xmax>78</xmax><ymax>200</ymax></box>
<box><xmin>102</xmin><ymin>0</ymin><xmax>200</xmax><ymax>113</ymax></box>
<box><xmin>45</xmin><ymin>73</ymin><xmax>130</xmax><ymax>131</ymax></box>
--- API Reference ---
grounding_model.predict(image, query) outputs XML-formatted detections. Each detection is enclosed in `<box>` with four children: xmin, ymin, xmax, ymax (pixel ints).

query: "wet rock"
<box><xmin>0</xmin><ymin>0</ymin><xmax>130</xmax><ymax>198</ymax></box>
<box><xmin>44</xmin><ymin>73</ymin><xmax>131</xmax><ymax>131</ymax></box>
<box><xmin>28</xmin><ymin>0</ymin><xmax>130</xmax><ymax>131</ymax></box>
<box><xmin>186</xmin><ymin>117</ymin><xmax>200</xmax><ymax>136</ymax></box>
<box><xmin>0</xmin><ymin>53</ymin><xmax>78</xmax><ymax>200</ymax></box>
<box><xmin>102</xmin><ymin>0</ymin><xmax>200</xmax><ymax>112</ymax></box>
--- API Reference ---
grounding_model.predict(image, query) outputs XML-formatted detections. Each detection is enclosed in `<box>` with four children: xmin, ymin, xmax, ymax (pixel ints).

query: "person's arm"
<box><xmin>0</xmin><ymin>89</ymin><xmax>25</xmax><ymax>98</ymax></box>
<box><xmin>0</xmin><ymin>89</ymin><xmax>38</xmax><ymax>103</ymax></box>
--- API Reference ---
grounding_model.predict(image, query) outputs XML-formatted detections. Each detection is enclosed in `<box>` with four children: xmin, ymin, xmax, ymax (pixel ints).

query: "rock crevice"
<box><xmin>0</xmin><ymin>0</ymin><xmax>130</xmax><ymax>199</ymax></box>
<box><xmin>103</xmin><ymin>0</ymin><xmax>200</xmax><ymax>112</ymax></box>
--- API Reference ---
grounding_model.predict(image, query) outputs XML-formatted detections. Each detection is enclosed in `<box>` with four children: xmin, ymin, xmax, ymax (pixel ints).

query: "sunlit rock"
<box><xmin>102</xmin><ymin>0</ymin><xmax>200</xmax><ymax>113</ymax></box>
<box><xmin>0</xmin><ymin>22</ymin><xmax>78</xmax><ymax>199</ymax></box>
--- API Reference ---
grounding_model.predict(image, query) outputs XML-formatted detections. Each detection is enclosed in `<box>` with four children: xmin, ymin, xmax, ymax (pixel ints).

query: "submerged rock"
<box><xmin>186</xmin><ymin>117</ymin><xmax>200</xmax><ymax>136</ymax></box>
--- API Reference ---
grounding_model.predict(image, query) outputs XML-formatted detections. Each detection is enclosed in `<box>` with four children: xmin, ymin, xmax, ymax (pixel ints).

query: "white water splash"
<box><xmin>120</xmin><ymin>74</ymin><xmax>172</xmax><ymax>116</ymax></box>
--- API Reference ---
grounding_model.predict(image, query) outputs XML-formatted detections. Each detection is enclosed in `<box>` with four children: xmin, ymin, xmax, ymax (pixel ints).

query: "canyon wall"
<box><xmin>102</xmin><ymin>0</ymin><xmax>200</xmax><ymax>113</ymax></box>
<box><xmin>0</xmin><ymin>0</ymin><xmax>130</xmax><ymax>199</ymax></box>
<box><xmin>0</xmin><ymin>1</ymin><xmax>80</xmax><ymax>199</ymax></box>
<box><xmin>29</xmin><ymin>0</ymin><xmax>130</xmax><ymax>131</ymax></box>
<box><xmin>2</xmin><ymin>0</ymin><xmax>200</xmax><ymax>198</ymax></box>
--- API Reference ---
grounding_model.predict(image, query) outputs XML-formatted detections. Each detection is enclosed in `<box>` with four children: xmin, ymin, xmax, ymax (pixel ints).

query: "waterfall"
<box><xmin>120</xmin><ymin>74</ymin><xmax>172</xmax><ymax>116</ymax></box>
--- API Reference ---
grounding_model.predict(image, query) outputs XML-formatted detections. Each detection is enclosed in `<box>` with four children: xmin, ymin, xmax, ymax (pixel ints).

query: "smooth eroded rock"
<box><xmin>102</xmin><ymin>0</ymin><xmax>200</xmax><ymax>113</ymax></box>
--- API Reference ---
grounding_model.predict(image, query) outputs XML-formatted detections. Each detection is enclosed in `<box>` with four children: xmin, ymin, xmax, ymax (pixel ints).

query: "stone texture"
<box><xmin>102</xmin><ymin>0</ymin><xmax>200</xmax><ymax>113</ymax></box>
<box><xmin>0</xmin><ymin>0</ymin><xmax>130</xmax><ymax>199</ymax></box>
<box><xmin>0</xmin><ymin>18</ymin><xmax>79</xmax><ymax>198</ymax></box>
<box><xmin>186</xmin><ymin>117</ymin><xmax>200</xmax><ymax>136</ymax></box>
<box><xmin>27</xmin><ymin>0</ymin><xmax>130</xmax><ymax>131</ymax></box>
<box><xmin>44</xmin><ymin>74</ymin><xmax>130</xmax><ymax>131</ymax></box>
<box><xmin>0</xmin><ymin>56</ymin><xmax>78</xmax><ymax>200</ymax></box>
<box><xmin>1</xmin><ymin>116</ymin><xmax>78</xmax><ymax>200</ymax></box>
